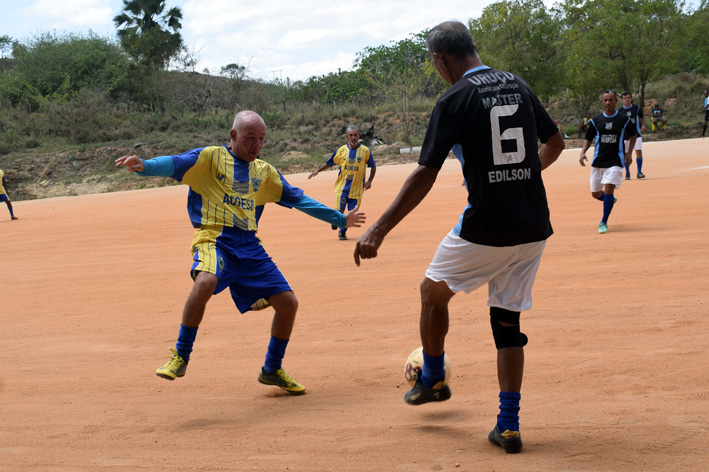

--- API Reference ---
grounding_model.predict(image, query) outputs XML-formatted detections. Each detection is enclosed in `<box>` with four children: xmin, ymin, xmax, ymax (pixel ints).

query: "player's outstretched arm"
<box><xmin>115</xmin><ymin>155</ymin><xmax>145</xmax><ymax>172</ymax></box>
<box><xmin>308</xmin><ymin>163</ymin><xmax>331</xmax><ymax>179</ymax></box>
<box><xmin>354</xmin><ymin>164</ymin><xmax>437</xmax><ymax>266</ymax></box>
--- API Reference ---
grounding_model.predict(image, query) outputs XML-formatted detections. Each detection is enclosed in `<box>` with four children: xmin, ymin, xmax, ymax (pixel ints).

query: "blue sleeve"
<box><xmin>368</xmin><ymin>153</ymin><xmax>376</xmax><ymax>167</ymax></box>
<box><xmin>294</xmin><ymin>194</ymin><xmax>347</xmax><ymax>228</ymax></box>
<box><xmin>325</xmin><ymin>151</ymin><xmax>337</xmax><ymax>167</ymax></box>
<box><xmin>136</xmin><ymin>156</ymin><xmax>176</xmax><ymax>177</ymax></box>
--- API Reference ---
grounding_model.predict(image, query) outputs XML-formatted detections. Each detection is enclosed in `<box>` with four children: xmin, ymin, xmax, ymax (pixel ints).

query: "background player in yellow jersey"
<box><xmin>115</xmin><ymin>111</ymin><xmax>365</xmax><ymax>394</ymax></box>
<box><xmin>0</xmin><ymin>169</ymin><xmax>18</xmax><ymax>220</ymax></box>
<box><xmin>308</xmin><ymin>125</ymin><xmax>376</xmax><ymax>240</ymax></box>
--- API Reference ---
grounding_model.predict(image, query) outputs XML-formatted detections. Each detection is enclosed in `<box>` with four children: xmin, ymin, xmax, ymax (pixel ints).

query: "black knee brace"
<box><xmin>490</xmin><ymin>307</ymin><xmax>528</xmax><ymax>349</ymax></box>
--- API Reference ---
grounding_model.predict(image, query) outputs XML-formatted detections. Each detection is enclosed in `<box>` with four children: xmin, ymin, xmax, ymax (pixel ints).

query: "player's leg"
<box><xmin>1</xmin><ymin>195</ymin><xmax>17</xmax><ymax>219</ymax></box>
<box><xmin>635</xmin><ymin>138</ymin><xmax>645</xmax><ymax>178</ymax></box>
<box><xmin>623</xmin><ymin>140</ymin><xmax>632</xmax><ymax>179</ymax></box>
<box><xmin>256</xmin><ymin>290</ymin><xmax>306</xmax><ymax>394</ymax></box>
<box><xmin>404</xmin><ymin>277</ymin><xmax>455</xmax><ymax>405</ymax></box>
<box><xmin>486</xmin><ymin>241</ymin><xmax>544</xmax><ymax>454</ymax></box>
<box><xmin>156</xmin><ymin>271</ymin><xmax>217</xmax><ymax>380</ymax></box>
<box><xmin>338</xmin><ymin>198</ymin><xmax>359</xmax><ymax>240</ymax></box>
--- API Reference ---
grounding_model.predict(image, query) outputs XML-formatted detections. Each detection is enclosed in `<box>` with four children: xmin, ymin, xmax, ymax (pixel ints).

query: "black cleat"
<box><xmin>488</xmin><ymin>426</ymin><xmax>523</xmax><ymax>454</ymax></box>
<box><xmin>637</xmin><ymin>172</ymin><xmax>646</xmax><ymax>179</ymax></box>
<box><xmin>404</xmin><ymin>379</ymin><xmax>451</xmax><ymax>405</ymax></box>
<box><xmin>338</xmin><ymin>232</ymin><xmax>347</xmax><ymax>240</ymax></box>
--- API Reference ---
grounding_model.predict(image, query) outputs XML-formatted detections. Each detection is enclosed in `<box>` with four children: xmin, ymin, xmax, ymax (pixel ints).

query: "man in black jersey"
<box><xmin>353</xmin><ymin>20</ymin><xmax>564</xmax><ymax>454</ymax></box>
<box><xmin>579</xmin><ymin>90</ymin><xmax>637</xmax><ymax>234</ymax></box>
<box><xmin>620</xmin><ymin>92</ymin><xmax>645</xmax><ymax>179</ymax></box>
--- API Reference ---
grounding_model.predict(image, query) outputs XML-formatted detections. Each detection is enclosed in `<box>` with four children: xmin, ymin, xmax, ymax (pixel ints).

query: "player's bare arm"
<box><xmin>539</xmin><ymin>132</ymin><xmax>565</xmax><ymax>170</ymax></box>
<box><xmin>579</xmin><ymin>141</ymin><xmax>592</xmax><ymax>166</ymax></box>
<box><xmin>354</xmin><ymin>164</ymin><xmax>438</xmax><ymax>266</ymax></box>
<box><xmin>115</xmin><ymin>155</ymin><xmax>145</xmax><ymax>172</ymax></box>
<box><xmin>308</xmin><ymin>163</ymin><xmax>331</xmax><ymax>179</ymax></box>
<box><xmin>364</xmin><ymin>167</ymin><xmax>377</xmax><ymax>190</ymax></box>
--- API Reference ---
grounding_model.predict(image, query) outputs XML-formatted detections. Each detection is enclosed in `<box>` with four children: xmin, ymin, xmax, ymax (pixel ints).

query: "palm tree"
<box><xmin>113</xmin><ymin>0</ymin><xmax>183</xmax><ymax>69</ymax></box>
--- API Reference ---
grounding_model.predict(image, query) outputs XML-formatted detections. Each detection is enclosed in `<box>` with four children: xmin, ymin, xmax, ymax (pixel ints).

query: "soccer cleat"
<box><xmin>598</xmin><ymin>222</ymin><xmax>608</xmax><ymax>234</ymax></box>
<box><xmin>625</xmin><ymin>173</ymin><xmax>631</xmax><ymax>180</ymax></box>
<box><xmin>155</xmin><ymin>348</ymin><xmax>187</xmax><ymax>380</ymax></box>
<box><xmin>338</xmin><ymin>232</ymin><xmax>347</xmax><ymax>240</ymax></box>
<box><xmin>637</xmin><ymin>172</ymin><xmax>646</xmax><ymax>179</ymax></box>
<box><xmin>258</xmin><ymin>367</ymin><xmax>306</xmax><ymax>394</ymax></box>
<box><xmin>11</xmin><ymin>216</ymin><xmax>18</xmax><ymax>220</ymax></box>
<box><xmin>331</xmin><ymin>224</ymin><xmax>338</xmax><ymax>231</ymax></box>
<box><xmin>404</xmin><ymin>379</ymin><xmax>451</xmax><ymax>405</ymax></box>
<box><xmin>488</xmin><ymin>426</ymin><xmax>523</xmax><ymax>454</ymax></box>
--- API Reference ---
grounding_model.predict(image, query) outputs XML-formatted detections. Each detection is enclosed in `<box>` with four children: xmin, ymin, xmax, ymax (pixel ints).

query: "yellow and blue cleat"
<box><xmin>258</xmin><ymin>367</ymin><xmax>306</xmax><ymax>394</ymax></box>
<box><xmin>155</xmin><ymin>348</ymin><xmax>187</xmax><ymax>380</ymax></box>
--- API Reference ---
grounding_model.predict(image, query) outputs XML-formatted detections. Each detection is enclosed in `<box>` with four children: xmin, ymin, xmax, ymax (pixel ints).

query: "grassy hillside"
<box><xmin>1</xmin><ymin>74</ymin><xmax>706</xmax><ymax>202</ymax></box>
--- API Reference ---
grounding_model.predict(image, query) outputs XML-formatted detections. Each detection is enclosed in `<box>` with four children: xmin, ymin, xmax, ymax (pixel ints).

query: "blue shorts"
<box><xmin>190</xmin><ymin>227</ymin><xmax>292</xmax><ymax>313</ymax></box>
<box><xmin>337</xmin><ymin>194</ymin><xmax>359</xmax><ymax>212</ymax></box>
<box><xmin>0</xmin><ymin>194</ymin><xmax>8</xmax><ymax>203</ymax></box>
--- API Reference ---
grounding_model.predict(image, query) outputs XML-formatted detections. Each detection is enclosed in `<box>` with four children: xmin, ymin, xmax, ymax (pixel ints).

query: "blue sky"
<box><xmin>2</xmin><ymin>0</ymin><xmax>693</xmax><ymax>82</ymax></box>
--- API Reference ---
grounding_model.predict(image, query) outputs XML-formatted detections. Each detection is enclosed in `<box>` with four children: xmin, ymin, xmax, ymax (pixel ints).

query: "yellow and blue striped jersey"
<box><xmin>171</xmin><ymin>146</ymin><xmax>304</xmax><ymax>230</ymax></box>
<box><xmin>326</xmin><ymin>144</ymin><xmax>375</xmax><ymax>201</ymax></box>
<box><xmin>0</xmin><ymin>169</ymin><xmax>6</xmax><ymax>196</ymax></box>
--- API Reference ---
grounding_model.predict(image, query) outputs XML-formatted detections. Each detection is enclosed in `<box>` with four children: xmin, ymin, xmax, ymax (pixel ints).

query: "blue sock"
<box><xmin>624</xmin><ymin>163</ymin><xmax>630</xmax><ymax>175</ymax></box>
<box><xmin>421</xmin><ymin>351</ymin><xmax>446</xmax><ymax>388</ymax></box>
<box><xmin>496</xmin><ymin>391</ymin><xmax>521</xmax><ymax>432</ymax></box>
<box><xmin>637</xmin><ymin>157</ymin><xmax>643</xmax><ymax>173</ymax></box>
<box><xmin>602</xmin><ymin>193</ymin><xmax>615</xmax><ymax>223</ymax></box>
<box><xmin>263</xmin><ymin>336</ymin><xmax>289</xmax><ymax>373</ymax></box>
<box><xmin>175</xmin><ymin>324</ymin><xmax>198</xmax><ymax>362</ymax></box>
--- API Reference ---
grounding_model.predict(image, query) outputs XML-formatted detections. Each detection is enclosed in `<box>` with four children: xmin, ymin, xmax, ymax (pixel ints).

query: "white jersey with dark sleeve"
<box><xmin>418</xmin><ymin>66</ymin><xmax>559</xmax><ymax>247</ymax></box>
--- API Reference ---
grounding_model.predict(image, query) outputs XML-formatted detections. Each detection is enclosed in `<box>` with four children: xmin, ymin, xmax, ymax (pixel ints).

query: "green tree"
<box><xmin>0</xmin><ymin>35</ymin><xmax>12</xmax><ymax>59</ymax></box>
<box><xmin>354</xmin><ymin>33</ymin><xmax>442</xmax><ymax>142</ymax></box>
<box><xmin>113</xmin><ymin>0</ymin><xmax>183</xmax><ymax>69</ymax></box>
<box><xmin>559</xmin><ymin>0</ymin><xmax>685</xmax><ymax>107</ymax></box>
<box><xmin>685</xmin><ymin>1</ymin><xmax>709</xmax><ymax>73</ymax></box>
<box><xmin>468</xmin><ymin>0</ymin><xmax>563</xmax><ymax>100</ymax></box>
<box><xmin>0</xmin><ymin>32</ymin><xmax>132</xmax><ymax>108</ymax></box>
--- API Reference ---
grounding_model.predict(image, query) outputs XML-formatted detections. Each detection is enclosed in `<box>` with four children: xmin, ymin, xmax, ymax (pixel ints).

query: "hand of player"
<box><xmin>354</xmin><ymin>226</ymin><xmax>384</xmax><ymax>267</ymax></box>
<box><xmin>345</xmin><ymin>208</ymin><xmax>366</xmax><ymax>228</ymax></box>
<box><xmin>579</xmin><ymin>153</ymin><xmax>587</xmax><ymax>167</ymax></box>
<box><xmin>625</xmin><ymin>153</ymin><xmax>633</xmax><ymax>167</ymax></box>
<box><xmin>115</xmin><ymin>156</ymin><xmax>145</xmax><ymax>172</ymax></box>
<box><xmin>308</xmin><ymin>170</ymin><xmax>318</xmax><ymax>179</ymax></box>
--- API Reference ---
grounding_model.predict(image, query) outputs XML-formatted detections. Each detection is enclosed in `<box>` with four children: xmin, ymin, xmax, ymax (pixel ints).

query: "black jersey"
<box><xmin>418</xmin><ymin>66</ymin><xmax>559</xmax><ymax>247</ymax></box>
<box><xmin>585</xmin><ymin>111</ymin><xmax>637</xmax><ymax>169</ymax></box>
<box><xmin>620</xmin><ymin>104</ymin><xmax>643</xmax><ymax>137</ymax></box>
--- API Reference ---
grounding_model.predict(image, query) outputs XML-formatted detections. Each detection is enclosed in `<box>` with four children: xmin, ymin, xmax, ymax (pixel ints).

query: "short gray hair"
<box><xmin>426</xmin><ymin>21</ymin><xmax>476</xmax><ymax>58</ymax></box>
<box><xmin>346</xmin><ymin>125</ymin><xmax>360</xmax><ymax>134</ymax></box>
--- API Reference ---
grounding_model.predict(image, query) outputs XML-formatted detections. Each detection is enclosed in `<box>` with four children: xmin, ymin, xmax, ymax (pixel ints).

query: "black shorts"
<box><xmin>705</xmin><ymin>110</ymin><xmax>709</xmax><ymax>122</ymax></box>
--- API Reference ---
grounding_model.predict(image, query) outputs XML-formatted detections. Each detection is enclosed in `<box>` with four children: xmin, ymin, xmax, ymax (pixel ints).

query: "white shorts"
<box><xmin>590</xmin><ymin>167</ymin><xmax>623</xmax><ymax>192</ymax></box>
<box><xmin>624</xmin><ymin>135</ymin><xmax>642</xmax><ymax>152</ymax></box>
<box><xmin>425</xmin><ymin>231</ymin><xmax>546</xmax><ymax>312</ymax></box>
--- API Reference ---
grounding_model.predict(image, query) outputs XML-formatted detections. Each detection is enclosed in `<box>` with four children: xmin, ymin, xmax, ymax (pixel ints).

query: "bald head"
<box><xmin>232</xmin><ymin>110</ymin><xmax>266</xmax><ymax>132</ymax></box>
<box><xmin>230</xmin><ymin>110</ymin><xmax>266</xmax><ymax>162</ymax></box>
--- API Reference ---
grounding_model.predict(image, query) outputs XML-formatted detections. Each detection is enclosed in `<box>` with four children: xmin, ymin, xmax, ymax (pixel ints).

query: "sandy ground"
<box><xmin>2</xmin><ymin>138</ymin><xmax>708</xmax><ymax>471</ymax></box>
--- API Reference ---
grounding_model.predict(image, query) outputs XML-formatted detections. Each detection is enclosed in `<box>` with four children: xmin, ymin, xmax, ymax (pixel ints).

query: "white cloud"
<box><xmin>0</xmin><ymin>0</ymin><xmax>555</xmax><ymax>81</ymax></box>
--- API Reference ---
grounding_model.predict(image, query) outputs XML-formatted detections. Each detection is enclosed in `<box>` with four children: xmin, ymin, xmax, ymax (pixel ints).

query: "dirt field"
<box><xmin>2</xmin><ymin>138</ymin><xmax>708</xmax><ymax>471</ymax></box>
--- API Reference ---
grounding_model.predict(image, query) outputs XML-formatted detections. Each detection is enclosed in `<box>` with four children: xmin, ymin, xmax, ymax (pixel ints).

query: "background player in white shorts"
<box><xmin>354</xmin><ymin>21</ymin><xmax>565</xmax><ymax>454</ymax></box>
<box><xmin>580</xmin><ymin>90</ymin><xmax>637</xmax><ymax>234</ymax></box>
<box><xmin>620</xmin><ymin>91</ymin><xmax>645</xmax><ymax>179</ymax></box>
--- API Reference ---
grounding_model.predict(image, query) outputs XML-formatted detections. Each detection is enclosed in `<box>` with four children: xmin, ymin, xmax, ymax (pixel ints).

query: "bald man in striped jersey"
<box><xmin>116</xmin><ymin>111</ymin><xmax>365</xmax><ymax>394</ymax></box>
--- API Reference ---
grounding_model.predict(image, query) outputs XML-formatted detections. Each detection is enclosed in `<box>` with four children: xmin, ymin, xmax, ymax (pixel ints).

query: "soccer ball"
<box><xmin>404</xmin><ymin>346</ymin><xmax>452</xmax><ymax>387</ymax></box>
